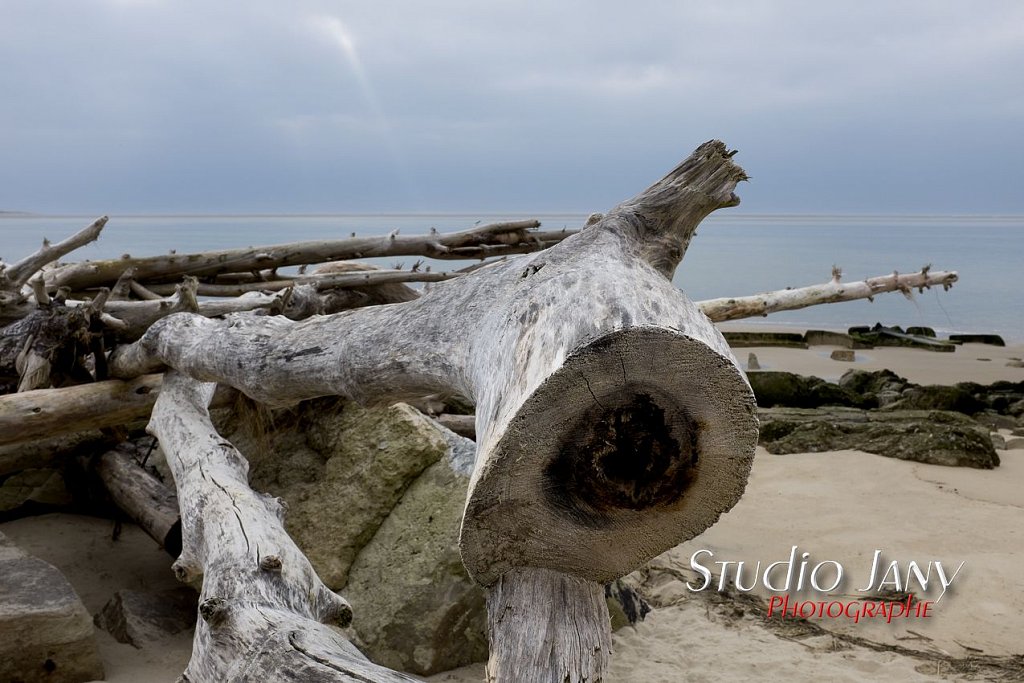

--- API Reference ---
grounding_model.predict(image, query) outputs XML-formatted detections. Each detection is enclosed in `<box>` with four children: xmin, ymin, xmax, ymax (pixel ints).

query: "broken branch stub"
<box><xmin>110</xmin><ymin>140</ymin><xmax>758</xmax><ymax>587</ymax></box>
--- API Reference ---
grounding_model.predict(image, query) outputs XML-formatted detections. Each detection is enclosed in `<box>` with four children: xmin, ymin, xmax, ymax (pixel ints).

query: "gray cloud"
<box><xmin>1</xmin><ymin>0</ymin><xmax>1021</xmax><ymax>213</ymax></box>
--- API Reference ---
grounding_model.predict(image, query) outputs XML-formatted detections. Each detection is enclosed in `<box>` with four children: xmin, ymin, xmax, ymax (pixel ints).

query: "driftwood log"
<box><xmin>109</xmin><ymin>140</ymin><xmax>759</xmax><ymax>680</ymax></box>
<box><xmin>699</xmin><ymin>266</ymin><xmax>958</xmax><ymax>322</ymax></box>
<box><xmin>149</xmin><ymin>372</ymin><xmax>418</xmax><ymax>682</ymax></box>
<box><xmin>0</xmin><ymin>141</ymin><xmax>965</xmax><ymax>681</ymax></box>
<box><xmin>43</xmin><ymin>220</ymin><xmax>566</xmax><ymax>291</ymax></box>
<box><xmin>95</xmin><ymin>445</ymin><xmax>182</xmax><ymax>556</ymax></box>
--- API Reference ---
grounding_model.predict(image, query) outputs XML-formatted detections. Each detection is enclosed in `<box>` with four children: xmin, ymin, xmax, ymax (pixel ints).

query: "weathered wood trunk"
<box><xmin>111</xmin><ymin>140</ymin><xmax>759</xmax><ymax>680</ymax></box>
<box><xmin>485</xmin><ymin>568</ymin><xmax>611</xmax><ymax>683</ymax></box>
<box><xmin>95</xmin><ymin>446</ymin><xmax>182</xmax><ymax>556</ymax></box>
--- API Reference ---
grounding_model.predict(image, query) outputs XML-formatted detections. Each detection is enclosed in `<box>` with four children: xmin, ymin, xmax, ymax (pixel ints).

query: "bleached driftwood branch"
<box><xmin>149</xmin><ymin>371</ymin><xmax>418</xmax><ymax>682</ymax></box>
<box><xmin>0</xmin><ymin>217</ymin><xmax>109</xmax><ymax>322</ymax></box>
<box><xmin>138</xmin><ymin>268</ymin><xmax>458</xmax><ymax>297</ymax></box>
<box><xmin>698</xmin><ymin>266</ymin><xmax>959</xmax><ymax>322</ymax></box>
<box><xmin>45</xmin><ymin>220</ymin><xmax>570</xmax><ymax>291</ymax></box>
<box><xmin>0</xmin><ymin>216</ymin><xmax>108</xmax><ymax>292</ymax></box>
<box><xmin>110</xmin><ymin>140</ymin><xmax>758</xmax><ymax>680</ymax></box>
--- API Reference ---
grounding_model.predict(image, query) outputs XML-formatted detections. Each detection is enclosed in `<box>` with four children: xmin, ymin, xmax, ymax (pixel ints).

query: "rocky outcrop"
<box><xmin>94</xmin><ymin>587</ymin><xmax>198</xmax><ymax>647</ymax></box>
<box><xmin>804</xmin><ymin>329</ymin><xmax>871</xmax><ymax>349</ymax></box>
<box><xmin>949</xmin><ymin>333</ymin><xmax>1005</xmax><ymax>346</ymax></box>
<box><xmin>724</xmin><ymin>331</ymin><xmax>808</xmax><ymax>348</ymax></box>
<box><xmin>220</xmin><ymin>397</ymin><xmax>451</xmax><ymax>589</ymax></box>
<box><xmin>344</xmin><ymin>431</ymin><xmax>487</xmax><ymax>675</ymax></box>
<box><xmin>0</xmin><ymin>532</ymin><xmax>104</xmax><ymax>683</ymax></box>
<box><xmin>882</xmin><ymin>384</ymin><xmax>985</xmax><ymax>414</ymax></box>
<box><xmin>837</xmin><ymin>368</ymin><xmax>908</xmax><ymax>405</ymax></box>
<box><xmin>746</xmin><ymin>371</ymin><xmax>866</xmax><ymax>409</ymax></box>
<box><xmin>218</xmin><ymin>399</ymin><xmax>486</xmax><ymax>675</ymax></box>
<box><xmin>758</xmin><ymin>407</ymin><xmax>999</xmax><ymax>468</ymax></box>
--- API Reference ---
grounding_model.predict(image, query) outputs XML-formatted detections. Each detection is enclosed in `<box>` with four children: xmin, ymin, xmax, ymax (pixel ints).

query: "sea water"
<box><xmin>2</xmin><ymin>213</ymin><xmax>1021</xmax><ymax>342</ymax></box>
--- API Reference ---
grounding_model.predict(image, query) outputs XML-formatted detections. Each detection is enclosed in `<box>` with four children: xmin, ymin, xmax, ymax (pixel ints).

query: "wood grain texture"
<box><xmin>485</xmin><ymin>568</ymin><xmax>611</xmax><ymax>683</ymax></box>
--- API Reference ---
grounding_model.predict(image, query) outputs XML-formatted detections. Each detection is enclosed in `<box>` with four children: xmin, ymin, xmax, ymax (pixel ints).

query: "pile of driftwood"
<box><xmin>0</xmin><ymin>141</ymin><xmax>960</xmax><ymax>682</ymax></box>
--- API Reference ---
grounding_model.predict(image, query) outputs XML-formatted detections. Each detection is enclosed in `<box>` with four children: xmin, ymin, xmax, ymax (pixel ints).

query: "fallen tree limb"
<box><xmin>0</xmin><ymin>374</ymin><xmax>237</xmax><ymax>447</ymax></box>
<box><xmin>45</xmin><ymin>219</ymin><xmax>565</xmax><ymax>291</ymax></box>
<box><xmin>0</xmin><ymin>375</ymin><xmax>160</xmax><ymax>446</ymax></box>
<box><xmin>149</xmin><ymin>371</ymin><xmax>417</xmax><ymax>682</ymax></box>
<box><xmin>1</xmin><ymin>216</ymin><xmax>108</xmax><ymax>294</ymax></box>
<box><xmin>95</xmin><ymin>445</ymin><xmax>182</xmax><ymax>555</ymax></box>
<box><xmin>698</xmin><ymin>266</ymin><xmax>958</xmax><ymax>322</ymax></box>
<box><xmin>0</xmin><ymin>303</ymin><xmax>95</xmax><ymax>393</ymax></box>
<box><xmin>138</xmin><ymin>268</ymin><xmax>458</xmax><ymax>297</ymax></box>
<box><xmin>111</xmin><ymin>140</ymin><xmax>758</xmax><ymax>680</ymax></box>
<box><xmin>0</xmin><ymin>217</ymin><xmax>109</xmax><ymax>324</ymax></box>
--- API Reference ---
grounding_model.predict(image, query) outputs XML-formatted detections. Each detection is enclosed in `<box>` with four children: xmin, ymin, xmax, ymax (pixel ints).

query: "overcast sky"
<box><xmin>1</xmin><ymin>1</ymin><xmax>1022</xmax><ymax>214</ymax></box>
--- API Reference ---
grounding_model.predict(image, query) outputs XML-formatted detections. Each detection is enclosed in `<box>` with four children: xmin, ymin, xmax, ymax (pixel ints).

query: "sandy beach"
<box><xmin>4</xmin><ymin>331</ymin><xmax>1022</xmax><ymax>682</ymax></box>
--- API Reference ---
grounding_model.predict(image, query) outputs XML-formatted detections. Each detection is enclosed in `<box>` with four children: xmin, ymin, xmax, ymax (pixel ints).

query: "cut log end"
<box><xmin>461</xmin><ymin>325</ymin><xmax>758</xmax><ymax>586</ymax></box>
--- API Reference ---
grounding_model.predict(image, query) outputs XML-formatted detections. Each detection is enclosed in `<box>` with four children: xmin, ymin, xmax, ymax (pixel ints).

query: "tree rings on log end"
<box><xmin>460</xmin><ymin>326</ymin><xmax>758</xmax><ymax>587</ymax></box>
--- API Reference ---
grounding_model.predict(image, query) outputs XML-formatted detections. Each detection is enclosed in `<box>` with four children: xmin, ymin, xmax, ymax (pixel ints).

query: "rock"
<box><xmin>723</xmin><ymin>331</ymin><xmax>808</xmax><ymax>349</ymax></box>
<box><xmin>746</xmin><ymin>371</ymin><xmax>865</xmax><ymax>409</ymax></box>
<box><xmin>949</xmin><ymin>333</ymin><xmax>1005</xmax><ymax>346</ymax></box>
<box><xmin>606</xmin><ymin>577</ymin><xmax>651</xmax><ymax>631</ymax></box>
<box><xmin>991</xmin><ymin>433</ymin><xmax>1007</xmax><ymax>450</ymax></box>
<box><xmin>0</xmin><ymin>467</ymin><xmax>72</xmax><ymax>513</ymax></box>
<box><xmin>1007</xmin><ymin>400</ymin><xmax>1024</xmax><ymax>418</ymax></box>
<box><xmin>1013</xmin><ymin>427</ymin><xmax>1024</xmax><ymax>437</ymax></box>
<box><xmin>758</xmin><ymin>407</ymin><xmax>999</xmax><ymax>468</ymax></box>
<box><xmin>850</xmin><ymin>324</ymin><xmax>955</xmax><ymax>352</ymax></box>
<box><xmin>830</xmin><ymin>349</ymin><xmax>855</xmax><ymax>362</ymax></box>
<box><xmin>884</xmin><ymin>385</ymin><xmax>985</xmax><ymax>415</ymax></box>
<box><xmin>94</xmin><ymin>587</ymin><xmax>198</xmax><ymax>647</ymax></box>
<box><xmin>223</xmin><ymin>397</ymin><xmax>451</xmax><ymax>588</ymax></box>
<box><xmin>1008</xmin><ymin>360</ymin><xmax>1024</xmax><ymax>368</ymax></box>
<box><xmin>974</xmin><ymin>412</ymin><xmax>1020</xmax><ymax>431</ymax></box>
<box><xmin>0</xmin><ymin>532</ymin><xmax>104</xmax><ymax>683</ymax></box>
<box><xmin>906</xmin><ymin>326</ymin><xmax>936</xmax><ymax>337</ymax></box>
<box><xmin>804</xmin><ymin>330</ymin><xmax>870</xmax><ymax>348</ymax></box>
<box><xmin>1005</xmin><ymin>437</ymin><xmax>1024</xmax><ymax>450</ymax></box>
<box><xmin>344</xmin><ymin>430</ymin><xmax>487</xmax><ymax>676</ymax></box>
<box><xmin>838</xmin><ymin>369</ymin><xmax>909</xmax><ymax>407</ymax></box>
<box><xmin>746</xmin><ymin>352</ymin><xmax>760</xmax><ymax>370</ymax></box>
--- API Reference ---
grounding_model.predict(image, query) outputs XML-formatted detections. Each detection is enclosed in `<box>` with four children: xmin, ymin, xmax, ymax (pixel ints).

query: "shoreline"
<box><xmin>719</xmin><ymin>321</ymin><xmax>1024</xmax><ymax>385</ymax></box>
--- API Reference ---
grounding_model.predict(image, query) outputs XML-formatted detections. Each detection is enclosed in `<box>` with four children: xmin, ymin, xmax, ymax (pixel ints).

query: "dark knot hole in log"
<box><xmin>545</xmin><ymin>391</ymin><xmax>698</xmax><ymax>525</ymax></box>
